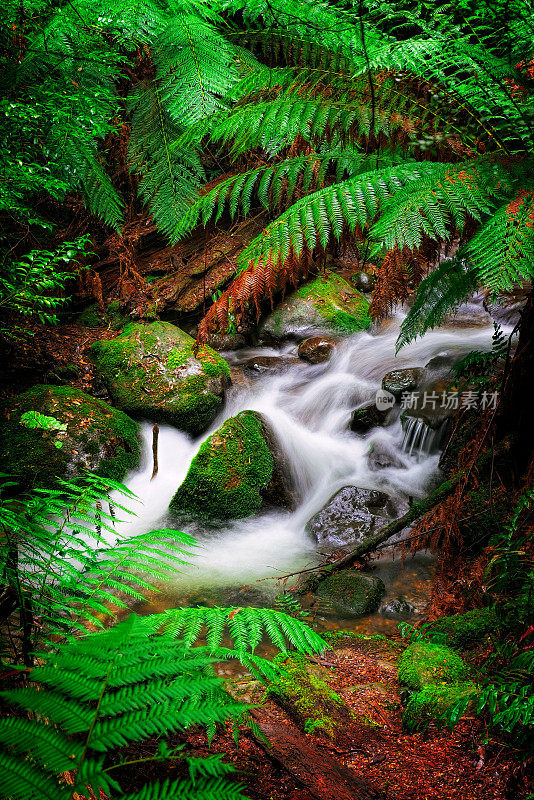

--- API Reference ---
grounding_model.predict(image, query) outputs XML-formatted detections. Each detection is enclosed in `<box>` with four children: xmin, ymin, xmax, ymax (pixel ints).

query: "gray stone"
<box><xmin>382</xmin><ymin>368</ymin><xmax>425</xmax><ymax>398</ymax></box>
<box><xmin>381</xmin><ymin>598</ymin><xmax>416</xmax><ymax>616</ymax></box>
<box><xmin>306</xmin><ymin>486</ymin><xmax>393</xmax><ymax>547</ymax></box>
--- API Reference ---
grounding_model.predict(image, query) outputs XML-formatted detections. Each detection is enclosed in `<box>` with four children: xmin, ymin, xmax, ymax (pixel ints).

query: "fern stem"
<box><xmin>68</xmin><ymin>662</ymin><xmax>114</xmax><ymax>800</ymax></box>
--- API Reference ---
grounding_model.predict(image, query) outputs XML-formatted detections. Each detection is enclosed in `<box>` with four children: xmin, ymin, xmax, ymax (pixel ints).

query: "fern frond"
<box><xmin>371</xmin><ymin>161</ymin><xmax>510</xmax><ymax>250</ymax></box>
<box><xmin>396</xmin><ymin>257</ymin><xmax>480</xmax><ymax>350</ymax></box>
<box><xmin>128</xmin><ymin>83</ymin><xmax>204</xmax><ymax>241</ymax></box>
<box><xmin>174</xmin><ymin>147</ymin><xmax>378</xmax><ymax>240</ymax></box>
<box><xmin>238</xmin><ymin>161</ymin><xmax>442</xmax><ymax>271</ymax></box>
<box><xmin>159</xmin><ymin>606</ymin><xmax>327</xmax><ymax>658</ymax></box>
<box><xmin>466</xmin><ymin>189</ymin><xmax>534</xmax><ymax>291</ymax></box>
<box><xmin>154</xmin><ymin>13</ymin><xmax>238</xmax><ymax>126</ymax></box>
<box><xmin>0</xmin><ymin>615</ymin><xmax>249</xmax><ymax>800</ymax></box>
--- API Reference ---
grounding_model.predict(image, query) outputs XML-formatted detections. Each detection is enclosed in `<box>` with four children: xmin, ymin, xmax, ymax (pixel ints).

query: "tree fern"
<box><xmin>465</xmin><ymin>189</ymin><xmax>534</xmax><ymax>292</ymax></box>
<box><xmin>396</xmin><ymin>257</ymin><xmax>480</xmax><ymax>350</ymax></box>
<box><xmin>0</xmin><ymin>614</ymin><xmax>251</xmax><ymax>800</ymax></box>
<box><xmin>0</xmin><ymin>474</ymin><xmax>195</xmax><ymax>661</ymax></box>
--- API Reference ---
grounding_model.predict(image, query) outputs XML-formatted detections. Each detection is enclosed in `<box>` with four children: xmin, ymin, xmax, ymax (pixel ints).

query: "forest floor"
<box><xmin>107</xmin><ymin>634</ymin><xmax>524</xmax><ymax>800</ymax></box>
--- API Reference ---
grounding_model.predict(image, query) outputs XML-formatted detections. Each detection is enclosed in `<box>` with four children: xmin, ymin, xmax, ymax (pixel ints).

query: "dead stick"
<box><xmin>151</xmin><ymin>423</ymin><xmax>159</xmax><ymax>480</ymax></box>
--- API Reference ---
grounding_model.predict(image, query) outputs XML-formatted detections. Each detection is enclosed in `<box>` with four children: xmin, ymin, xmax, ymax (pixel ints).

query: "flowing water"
<box><xmin>110</xmin><ymin>303</ymin><xmax>502</xmax><ymax>629</ymax></box>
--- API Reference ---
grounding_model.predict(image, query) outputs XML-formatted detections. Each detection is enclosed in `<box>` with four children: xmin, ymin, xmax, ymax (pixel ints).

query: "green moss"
<box><xmin>166</xmin><ymin>347</ymin><xmax>190</xmax><ymax>370</ymax></box>
<box><xmin>0</xmin><ymin>385</ymin><xmax>141</xmax><ymax>488</ymax></box>
<box><xmin>425</xmin><ymin>608</ymin><xmax>499</xmax><ymax>650</ymax></box>
<box><xmin>270</xmin><ymin>653</ymin><xmax>348</xmax><ymax>738</ymax></box>
<box><xmin>263</xmin><ymin>273</ymin><xmax>371</xmax><ymax>339</ymax></box>
<box><xmin>398</xmin><ymin>642</ymin><xmax>469</xmax><ymax>691</ymax></box>
<box><xmin>402</xmin><ymin>682</ymin><xmax>477</xmax><ymax>733</ymax></box>
<box><xmin>295</xmin><ymin>274</ymin><xmax>371</xmax><ymax>332</ymax></box>
<box><xmin>316</xmin><ymin>570</ymin><xmax>385</xmax><ymax>617</ymax></box>
<box><xmin>78</xmin><ymin>301</ymin><xmax>130</xmax><ymax>330</ymax></box>
<box><xmin>170</xmin><ymin>411</ymin><xmax>274</xmax><ymax>519</ymax></box>
<box><xmin>90</xmin><ymin>322</ymin><xmax>230</xmax><ymax>435</ymax></box>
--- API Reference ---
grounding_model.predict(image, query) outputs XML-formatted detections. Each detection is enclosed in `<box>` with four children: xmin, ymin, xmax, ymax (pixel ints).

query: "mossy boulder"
<box><xmin>90</xmin><ymin>322</ymin><xmax>230</xmax><ymax>435</ymax></box>
<box><xmin>260</xmin><ymin>273</ymin><xmax>371</xmax><ymax>341</ymax></box>
<box><xmin>315</xmin><ymin>570</ymin><xmax>386</xmax><ymax>617</ymax></box>
<box><xmin>0</xmin><ymin>385</ymin><xmax>141</xmax><ymax>488</ymax></box>
<box><xmin>424</xmin><ymin>608</ymin><xmax>499</xmax><ymax>650</ymax></box>
<box><xmin>270</xmin><ymin>653</ymin><xmax>353</xmax><ymax>738</ymax></box>
<box><xmin>398</xmin><ymin>642</ymin><xmax>468</xmax><ymax>691</ymax></box>
<box><xmin>170</xmin><ymin>410</ymin><xmax>294</xmax><ymax>519</ymax></box>
<box><xmin>402</xmin><ymin>681</ymin><xmax>477</xmax><ymax>732</ymax></box>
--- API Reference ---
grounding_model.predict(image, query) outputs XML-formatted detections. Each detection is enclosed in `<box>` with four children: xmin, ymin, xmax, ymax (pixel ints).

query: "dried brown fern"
<box><xmin>197</xmin><ymin>246</ymin><xmax>312</xmax><ymax>341</ymax></box>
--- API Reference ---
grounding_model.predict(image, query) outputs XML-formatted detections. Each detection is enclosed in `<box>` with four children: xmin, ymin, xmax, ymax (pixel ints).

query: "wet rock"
<box><xmin>351</xmin><ymin>271</ymin><xmax>376</xmax><ymax>293</ymax></box>
<box><xmin>381</xmin><ymin>598</ymin><xmax>416</xmax><ymax>616</ymax></box>
<box><xmin>425</xmin><ymin>353</ymin><xmax>456</xmax><ymax>372</ymax></box>
<box><xmin>402</xmin><ymin>377</ymin><xmax>459</xmax><ymax>429</ymax></box>
<box><xmin>90</xmin><ymin>321</ymin><xmax>231</xmax><ymax>436</ymax></box>
<box><xmin>306</xmin><ymin>486</ymin><xmax>393</xmax><ymax>547</ymax></box>
<box><xmin>205</xmin><ymin>333</ymin><xmax>247</xmax><ymax>351</ymax></box>
<box><xmin>298</xmin><ymin>336</ymin><xmax>338</xmax><ymax>364</ymax></box>
<box><xmin>367</xmin><ymin>441</ymin><xmax>407</xmax><ymax>471</ymax></box>
<box><xmin>260</xmin><ymin>273</ymin><xmax>371</xmax><ymax>341</ymax></box>
<box><xmin>442</xmin><ymin>304</ymin><xmax>492</xmax><ymax>329</ymax></box>
<box><xmin>0</xmin><ymin>385</ymin><xmax>140</xmax><ymax>488</ymax></box>
<box><xmin>350</xmin><ymin>402</ymin><xmax>392</xmax><ymax>433</ymax></box>
<box><xmin>243</xmin><ymin>355</ymin><xmax>297</xmax><ymax>373</ymax></box>
<box><xmin>316</xmin><ymin>570</ymin><xmax>386</xmax><ymax>617</ymax></box>
<box><xmin>382</xmin><ymin>368</ymin><xmax>425</xmax><ymax>398</ymax></box>
<box><xmin>170</xmin><ymin>410</ymin><xmax>294</xmax><ymax>520</ymax></box>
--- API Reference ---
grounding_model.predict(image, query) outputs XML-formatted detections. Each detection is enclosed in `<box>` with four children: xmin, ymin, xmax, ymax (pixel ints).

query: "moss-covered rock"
<box><xmin>170</xmin><ymin>410</ymin><xmax>293</xmax><ymax>519</ymax></box>
<box><xmin>424</xmin><ymin>608</ymin><xmax>499</xmax><ymax>650</ymax></box>
<box><xmin>0</xmin><ymin>385</ymin><xmax>141</xmax><ymax>488</ymax></box>
<box><xmin>260</xmin><ymin>273</ymin><xmax>371</xmax><ymax>341</ymax></box>
<box><xmin>90</xmin><ymin>322</ymin><xmax>230</xmax><ymax>435</ymax></box>
<box><xmin>398</xmin><ymin>642</ymin><xmax>469</xmax><ymax>691</ymax></box>
<box><xmin>315</xmin><ymin>570</ymin><xmax>386</xmax><ymax>617</ymax></box>
<box><xmin>402</xmin><ymin>682</ymin><xmax>477</xmax><ymax>732</ymax></box>
<box><xmin>269</xmin><ymin>653</ymin><xmax>352</xmax><ymax>738</ymax></box>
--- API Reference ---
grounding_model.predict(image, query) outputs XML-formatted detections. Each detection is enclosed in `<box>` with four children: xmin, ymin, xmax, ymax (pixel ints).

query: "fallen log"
<box><xmin>251</xmin><ymin>718</ymin><xmax>380</xmax><ymax>800</ymax></box>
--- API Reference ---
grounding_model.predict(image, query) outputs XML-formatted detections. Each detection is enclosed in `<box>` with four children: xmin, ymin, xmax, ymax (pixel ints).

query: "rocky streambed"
<box><xmin>0</xmin><ymin>270</ymin><xmax>505</xmax><ymax>632</ymax></box>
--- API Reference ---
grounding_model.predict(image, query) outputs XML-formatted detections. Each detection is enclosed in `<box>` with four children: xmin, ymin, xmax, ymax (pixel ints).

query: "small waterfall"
<box><xmin>112</xmin><ymin>304</ymin><xmax>502</xmax><ymax>592</ymax></box>
<box><xmin>401</xmin><ymin>416</ymin><xmax>449</xmax><ymax>457</ymax></box>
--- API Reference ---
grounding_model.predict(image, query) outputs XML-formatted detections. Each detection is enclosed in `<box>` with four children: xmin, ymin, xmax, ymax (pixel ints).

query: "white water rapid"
<box><xmin>110</xmin><ymin>304</ymin><xmax>503</xmax><ymax>605</ymax></box>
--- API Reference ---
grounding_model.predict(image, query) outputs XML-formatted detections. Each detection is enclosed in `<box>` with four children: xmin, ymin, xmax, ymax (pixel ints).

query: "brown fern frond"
<box><xmin>197</xmin><ymin>247</ymin><xmax>311</xmax><ymax>342</ymax></box>
<box><xmin>370</xmin><ymin>246</ymin><xmax>411</xmax><ymax>319</ymax></box>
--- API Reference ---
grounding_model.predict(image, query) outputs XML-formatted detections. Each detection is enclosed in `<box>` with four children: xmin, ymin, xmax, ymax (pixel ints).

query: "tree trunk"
<box><xmin>497</xmin><ymin>285</ymin><xmax>534</xmax><ymax>471</ymax></box>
